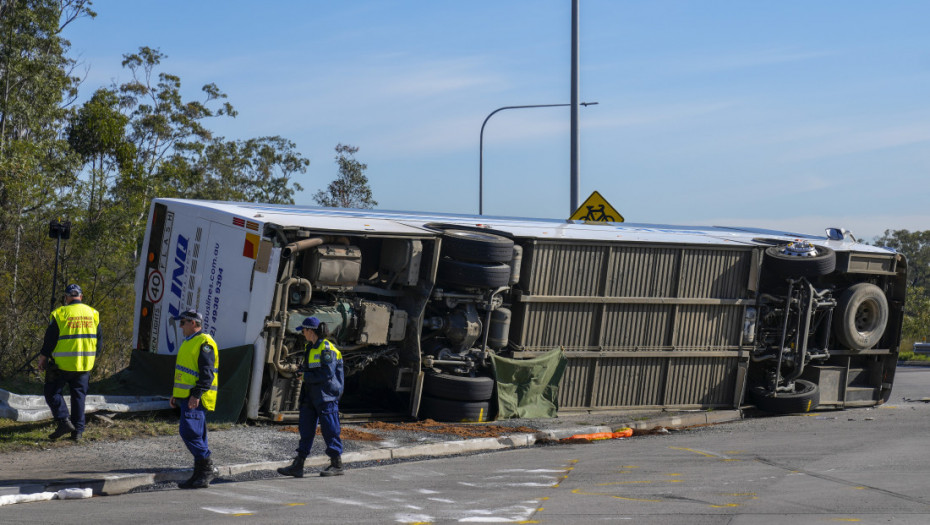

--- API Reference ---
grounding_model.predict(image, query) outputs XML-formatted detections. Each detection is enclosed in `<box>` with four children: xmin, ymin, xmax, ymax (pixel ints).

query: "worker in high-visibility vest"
<box><xmin>38</xmin><ymin>284</ymin><xmax>100</xmax><ymax>442</ymax></box>
<box><xmin>169</xmin><ymin>309</ymin><xmax>220</xmax><ymax>489</ymax></box>
<box><xmin>278</xmin><ymin>316</ymin><xmax>345</xmax><ymax>478</ymax></box>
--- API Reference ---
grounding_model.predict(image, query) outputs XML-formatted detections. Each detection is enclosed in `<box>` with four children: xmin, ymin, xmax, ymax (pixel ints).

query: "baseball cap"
<box><xmin>173</xmin><ymin>309</ymin><xmax>204</xmax><ymax>323</ymax></box>
<box><xmin>300</xmin><ymin>317</ymin><xmax>321</xmax><ymax>330</ymax></box>
<box><xmin>65</xmin><ymin>283</ymin><xmax>82</xmax><ymax>297</ymax></box>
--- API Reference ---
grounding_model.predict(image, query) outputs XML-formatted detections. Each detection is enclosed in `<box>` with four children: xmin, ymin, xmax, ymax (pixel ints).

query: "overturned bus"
<box><xmin>133</xmin><ymin>199</ymin><xmax>905</xmax><ymax>421</ymax></box>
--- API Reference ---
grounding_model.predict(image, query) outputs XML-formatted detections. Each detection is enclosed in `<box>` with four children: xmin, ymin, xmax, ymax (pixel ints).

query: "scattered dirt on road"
<box><xmin>362</xmin><ymin>419</ymin><xmax>537</xmax><ymax>439</ymax></box>
<box><xmin>278</xmin><ymin>426</ymin><xmax>383</xmax><ymax>441</ymax></box>
<box><xmin>280</xmin><ymin>420</ymin><xmax>539</xmax><ymax>440</ymax></box>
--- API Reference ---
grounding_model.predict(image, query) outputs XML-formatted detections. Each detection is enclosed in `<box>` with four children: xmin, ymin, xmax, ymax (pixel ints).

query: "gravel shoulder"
<box><xmin>0</xmin><ymin>409</ymin><xmax>676</xmax><ymax>490</ymax></box>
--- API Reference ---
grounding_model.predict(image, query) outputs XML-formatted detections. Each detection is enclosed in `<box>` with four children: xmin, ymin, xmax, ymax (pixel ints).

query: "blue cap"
<box><xmin>65</xmin><ymin>284</ymin><xmax>82</xmax><ymax>297</ymax></box>
<box><xmin>300</xmin><ymin>317</ymin><xmax>321</xmax><ymax>330</ymax></box>
<box><xmin>173</xmin><ymin>309</ymin><xmax>204</xmax><ymax>323</ymax></box>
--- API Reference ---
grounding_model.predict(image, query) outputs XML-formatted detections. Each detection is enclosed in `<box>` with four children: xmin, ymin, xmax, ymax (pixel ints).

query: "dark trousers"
<box><xmin>179</xmin><ymin>403</ymin><xmax>211</xmax><ymax>460</ymax></box>
<box><xmin>297</xmin><ymin>400</ymin><xmax>343</xmax><ymax>459</ymax></box>
<box><xmin>44</xmin><ymin>369</ymin><xmax>89</xmax><ymax>433</ymax></box>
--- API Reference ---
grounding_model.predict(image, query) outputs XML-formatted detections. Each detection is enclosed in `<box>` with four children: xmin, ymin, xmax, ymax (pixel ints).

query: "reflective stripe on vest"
<box><xmin>51</xmin><ymin>303</ymin><xmax>99</xmax><ymax>372</ymax></box>
<box><xmin>172</xmin><ymin>332</ymin><xmax>219</xmax><ymax>411</ymax></box>
<box><xmin>305</xmin><ymin>340</ymin><xmax>342</xmax><ymax>367</ymax></box>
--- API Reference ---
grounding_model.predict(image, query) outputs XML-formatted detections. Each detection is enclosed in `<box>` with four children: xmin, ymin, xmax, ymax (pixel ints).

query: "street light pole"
<box><xmin>570</xmin><ymin>0</ymin><xmax>581</xmax><ymax>215</ymax></box>
<box><xmin>479</xmin><ymin>102</ymin><xmax>597</xmax><ymax>215</ymax></box>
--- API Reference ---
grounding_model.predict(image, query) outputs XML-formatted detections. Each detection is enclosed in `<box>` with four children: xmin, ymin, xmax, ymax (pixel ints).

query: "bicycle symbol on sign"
<box><xmin>580</xmin><ymin>204</ymin><xmax>614</xmax><ymax>222</ymax></box>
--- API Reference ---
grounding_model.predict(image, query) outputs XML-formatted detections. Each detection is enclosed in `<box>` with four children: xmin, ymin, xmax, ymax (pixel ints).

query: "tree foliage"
<box><xmin>0</xmin><ymin>0</ymin><xmax>94</xmax><ymax>377</ymax></box>
<box><xmin>198</xmin><ymin>136</ymin><xmax>307</xmax><ymax>203</ymax></box>
<box><xmin>314</xmin><ymin>143</ymin><xmax>376</xmax><ymax>209</ymax></box>
<box><xmin>0</xmin><ymin>3</ymin><xmax>311</xmax><ymax>378</ymax></box>
<box><xmin>874</xmin><ymin>229</ymin><xmax>930</xmax><ymax>341</ymax></box>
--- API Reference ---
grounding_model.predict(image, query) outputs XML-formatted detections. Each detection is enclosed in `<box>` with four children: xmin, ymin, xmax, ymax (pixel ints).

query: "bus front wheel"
<box><xmin>749</xmin><ymin>379</ymin><xmax>820</xmax><ymax>414</ymax></box>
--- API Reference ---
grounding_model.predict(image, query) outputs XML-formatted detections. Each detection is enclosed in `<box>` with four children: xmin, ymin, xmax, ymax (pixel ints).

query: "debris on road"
<box><xmin>279</xmin><ymin>426</ymin><xmax>383</xmax><ymax>442</ymax></box>
<box><xmin>363</xmin><ymin>420</ymin><xmax>537</xmax><ymax>439</ymax></box>
<box><xmin>559</xmin><ymin>428</ymin><xmax>634</xmax><ymax>443</ymax></box>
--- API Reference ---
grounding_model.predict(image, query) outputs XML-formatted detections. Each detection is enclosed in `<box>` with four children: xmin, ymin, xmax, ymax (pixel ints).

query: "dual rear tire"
<box><xmin>420</xmin><ymin>373</ymin><xmax>495</xmax><ymax>422</ymax></box>
<box><xmin>436</xmin><ymin>230</ymin><xmax>513</xmax><ymax>289</ymax></box>
<box><xmin>421</xmin><ymin>229</ymin><xmax>512</xmax><ymax>422</ymax></box>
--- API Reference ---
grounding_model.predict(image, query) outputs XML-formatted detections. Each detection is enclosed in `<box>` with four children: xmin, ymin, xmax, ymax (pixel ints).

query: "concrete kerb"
<box><xmin>623</xmin><ymin>410</ymin><xmax>742</xmax><ymax>433</ymax></box>
<box><xmin>17</xmin><ymin>409</ymin><xmax>743</xmax><ymax>500</ymax></box>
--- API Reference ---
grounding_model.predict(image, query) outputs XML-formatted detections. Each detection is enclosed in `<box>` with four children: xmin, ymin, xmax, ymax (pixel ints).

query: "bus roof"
<box><xmin>155</xmin><ymin>198</ymin><xmax>893</xmax><ymax>254</ymax></box>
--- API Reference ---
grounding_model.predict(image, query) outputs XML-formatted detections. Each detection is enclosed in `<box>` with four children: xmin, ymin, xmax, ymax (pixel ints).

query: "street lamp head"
<box><xmin>479</xmin><ymin>101</ymin><xmax>599</xmax><ymax>215</ymax></box>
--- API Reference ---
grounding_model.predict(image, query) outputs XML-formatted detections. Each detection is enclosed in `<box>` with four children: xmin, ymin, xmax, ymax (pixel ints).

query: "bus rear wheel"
<box><xmin>423</xmin><ymin>372</ymin><xmax>495</xmax><ymax>402</ymax></box>
<box><xmin>441</xmin><ymin>230</ymin><xmax>514</xmax><ymax>264</ymax></box>
<box><xmin>420</xmin><ymin>395</ymin><xmax>491</xmax><ymax>422</ymax></box>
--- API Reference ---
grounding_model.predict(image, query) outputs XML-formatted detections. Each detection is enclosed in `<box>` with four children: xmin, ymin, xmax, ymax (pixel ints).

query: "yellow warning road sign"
<box><xmin>569</xmin><ymin>191</ymin><xmax>624</xmax><ymax>222</ymax></box>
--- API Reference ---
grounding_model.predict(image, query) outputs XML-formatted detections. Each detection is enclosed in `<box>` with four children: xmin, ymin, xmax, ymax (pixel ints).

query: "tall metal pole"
<box><xmin>570</xmin><ymin>0</ymin><xmax>581</xmax><ymax>215</ymax></box>
<box><xmin>47</xmin><ymin>218</ymin><xmax>71</xmax><ymax>311</ymax></box>
<box><xmin>20</xmin><ymin>218</ymin><xmax>71</xmax><ymax>373</ymax></box>
<box><xmin>480</xmin><ymin>102</ymin><xmax>597</xmax><ymax>215</ymax></box>
<box><xmin>50</xmin><ymin>235</ymin><xmax>61</xmax><ymax>312</ymax></box>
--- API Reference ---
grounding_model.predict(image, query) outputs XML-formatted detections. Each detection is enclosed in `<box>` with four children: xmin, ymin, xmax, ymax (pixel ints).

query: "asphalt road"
<box><xmin>5</xmin><ymin>367</ymin><xmax>930</xmax><ymax>524</ymax></box>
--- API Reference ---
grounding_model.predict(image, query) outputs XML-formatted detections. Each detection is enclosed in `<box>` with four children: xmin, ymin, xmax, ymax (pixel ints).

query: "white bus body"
<box><xmin>133</xmin><ymin>199</ymin><xmax>906</xmax><ymax>421</ymax></box>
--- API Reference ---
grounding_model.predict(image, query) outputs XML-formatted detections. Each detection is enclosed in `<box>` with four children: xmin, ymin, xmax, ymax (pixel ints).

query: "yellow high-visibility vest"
<box><xmin>51</xmin><ymin>303</ymin><xmax>99</xmax><ymax>372</ymax></box>
<box><xmin>172</xmin><ymin>332</ymin><xmax>219</xmax><ymax>411</ymax></box>
<box><xmin>305</xmin><ymin>339</ymin><xmax>342</xmax><ymax>370</ymax></box>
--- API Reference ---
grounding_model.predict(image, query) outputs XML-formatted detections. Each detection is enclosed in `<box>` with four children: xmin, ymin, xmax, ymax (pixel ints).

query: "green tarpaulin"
<box><xmin>114</xmin><ymin>344</ymin><xmax>253</xmax><ymax>423</ymax></box>
<box><xmin>491</xmin><ymin>348</ymin><xmax>566</xmax><ymax>419</ymax></box>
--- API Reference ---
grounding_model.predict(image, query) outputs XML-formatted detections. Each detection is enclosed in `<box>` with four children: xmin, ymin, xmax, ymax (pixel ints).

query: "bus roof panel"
<box><xmin>154</xmin><ymin>199</ymin><xmax>892</xmax><ymax>254</ymax></box>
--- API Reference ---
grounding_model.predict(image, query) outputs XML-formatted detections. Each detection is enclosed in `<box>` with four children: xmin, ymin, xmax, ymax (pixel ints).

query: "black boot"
<box><xmin>277</xmin><ymin>456</ymin><xmax>306</xmax><ymax>478</ymax></box>
<box><xmin>320</xmin><ymin>455</ymin><xmax>344</xmax><ymax>477</ymax></box>
<box><xmin>189</xmin><ymin>458</ymin><xmax>217</xmax><ymax>489</ymax></box>
<box><xmin>48</xmin><ymin>418</ymin><xmax>75</xmax><ymax>440</ymax></box>
<box><xmin>177</xmin><ymin>460</ymin><xmax>200</xmax><ymax>489</ymax></box>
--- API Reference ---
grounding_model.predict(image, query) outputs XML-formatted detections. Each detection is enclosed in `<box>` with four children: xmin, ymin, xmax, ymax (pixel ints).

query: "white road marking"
<box><xmin>458</xmin><ymin>481</ymin><xmax>557</xmax><ymax>488</ymax></box>
<box><xmin>456</xmin><ymin>503</ymin><xmax>539</xmax><ymax>522</ymax></box>
<box><xmin>328</xmin><ymin>497</ymin><xmax>389</xmax><ymax>510</ymax></box>
<box><xmin>202</xmin><ymin>506</ymin><xmax>253</xmax><ymax>515</ymax></box>
<box><xmin>395</xmin><ymin>513</ymin><xmax>434</xmax><ymax>523</ymax></box>
<box><xmin>200</xmin><ymin>488</ymin><xmax>288</xmax><ymax>504</ymax></box>
<box><xmin>495</xmin><ymin>469</ymin><xmax>566</xmax><ymax>473</ymax></box>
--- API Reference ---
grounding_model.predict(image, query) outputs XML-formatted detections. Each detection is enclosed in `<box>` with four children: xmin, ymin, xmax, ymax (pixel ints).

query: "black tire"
<box><xmin>749</xmin><ymin>379</ymin><xmax>820</xmax><ymax>414</ymax></box>
<box><xmin>419</xmin><ymin>395</ymin><xmax>491</xmax><ymax>422</ymax></box>
<box><xmin>441</xmin><ymin>230</ymin><xmax>514</xmax><ymax>264</ymax></box>
<box><xmin>424</xmin><ymin>373</ymin><xmax>495</xmax><ymax>401</ymax></box>
<box><xmin>437</xmin><ymin>258</ymin><xmax>511</xmax><ymax>288</ymax></box>
<box><xmin>763</xmin><ymin>244</ymin><xmax>836</xmax><ymax>280</ymax></box>
<box><xmin>833</xmin><ymin>283</ymin><xmax>889</xmax><ymax>350</ymax></box>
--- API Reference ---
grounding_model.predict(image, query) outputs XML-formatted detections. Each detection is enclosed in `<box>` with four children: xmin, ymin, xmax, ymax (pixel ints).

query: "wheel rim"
<box><xmin>854</xmin><ymin>298</ymin><xmax>879</xmax><ymax>334</ymax></box>
<box><xmin>781</xmin><ymin>241</ymin><xmax>818</xmax><ymax>257</ymax></box>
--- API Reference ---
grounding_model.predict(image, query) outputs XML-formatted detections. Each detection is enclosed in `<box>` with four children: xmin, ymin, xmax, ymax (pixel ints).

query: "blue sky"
<box><xmin>65</xmin><ymin>1</ymin><xmax>930</xmax><ymax>241</ymax></box>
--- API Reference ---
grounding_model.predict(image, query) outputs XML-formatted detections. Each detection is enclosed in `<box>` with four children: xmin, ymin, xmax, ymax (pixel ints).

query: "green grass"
<box><xmin>898</xmin><ymin>351</ymin><xmax>930</xmax><ymax>362</ymax></box>
<box><xmin>0</xmin><ymin>373</ymin><xmax>237</xmax><ymax>453</ymax></box>
<box><xmin>0</xmin><ymin>413</ymin><xmax>234</xmax><ymax>453</ymax></box>
<box><xmin>0</xmin><ymin>372</ymin><xmax>146</xmax><ymax>396</ymax></box>
<box><xmin>0</xmin><ymin>375</ymin><xmax>44</xmax><ymax>395</ymax></box>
